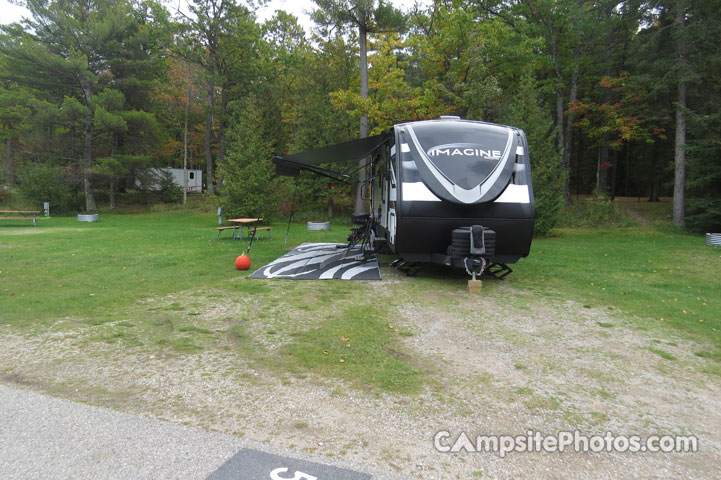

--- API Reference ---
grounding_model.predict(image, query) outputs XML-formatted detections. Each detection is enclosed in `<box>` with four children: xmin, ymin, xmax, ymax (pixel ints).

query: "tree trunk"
<box><xmin>598</xmin><ymin>6</ymin><xmax>613</xmax><ymax>196</ymax></box>
<box><xmin>550</xmin><ymin>31</ymin><xmax>569</xmax><ymax>203</ymax></box>
<box><xmin>359</xmin><ymin>25</ymin><xmax>369</xmax><ymax>139</ymax></box>
<box><xmin>327</xmin><ymin>197</ymin><xmax>334</xmax><ymax>218</ymax></box>
<box><xmin>555</xmin><ymin>87</ymin><xmax>565</xmax><ymax>154</ymax></box>
<box><xmin>548</xmin><ymin>23</ymin><xmax>571</xmax><ymax>204</ymax></box>
<box><xmin>217</xmin><ymin>84</ymin><xmax>229</xmax><ymax>189</ymax></box>
<box><xmin>109</xmin><ymin>177</ymin><xmax>117</xmax><ymax>210</ymax></box>
<box><xmin>610</xmin><ymin>149</ymin><xmax>618</xmax><ymax>201</ymax></box>
<box><xmin>183</xmin><ymin>81</ymin><xmax>190</xmax><ymax>206</ymax></box>
<box><xmin>3</xmin><ymin>136</ymin><xmax>14</xmax><ymax>186</ymax></box>
<box><xmin>82</xmin><ymin>88</ymin><xmax>97</xmax><ymax>213</ymax></box>
<box><xmin>673</xmin><ymin>4</ymin><xmax>687</xmax><ymax>227</ymax></box>
<box><xmin>562</xmin><ymin>47</ymin><xmax>580</xmax><ymax>204</ymax></box>
<box><xmin>648</xmin><ymin>142</ymin><xmax>659</xmax><ymax>202</ymax></box>
<box><xmin>596</xmin><ymin>147</ymin><xmax>601</xmax><ymax>193</ymax></box>
<box><xmin>205</xmin><ymin>76</ymin><xmax>215</xmax><ymax>195</ymax></box>
<box><xmin>625</xmin><ymin>143</ymin><xmax>630</xmax><ymax>197</ymax></box>
<box><xmin>598</xmin><ymin>140</ymin><xmax>610</xmax><ymax>193</ymax></box>
<box><xmin>354</xmin><ymin>23</ymin><xmax>369</xmax><ymax>214</ymax></box>
<box><xmin>573</xmin><ymin>133</ymin><xmax>583</xmax><ymax>200</ymax></box>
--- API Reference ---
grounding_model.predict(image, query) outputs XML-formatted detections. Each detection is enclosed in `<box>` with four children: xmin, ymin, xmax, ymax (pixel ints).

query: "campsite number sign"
<box><xmin>207</xmin><ymin>449</ymin><xmax>371</xmax><ymax>480</ymax></box>
<box><xmin>270</xmin><ymin>467</ymin><xmax>317</xmax><ymax>480</ymax></box>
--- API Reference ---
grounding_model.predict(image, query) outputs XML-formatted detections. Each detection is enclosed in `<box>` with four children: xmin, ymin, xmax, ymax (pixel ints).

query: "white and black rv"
<box><xmin>272</xmin><ymin>116</ymin><xmax>535</xmax><ymax>278</ymax></box>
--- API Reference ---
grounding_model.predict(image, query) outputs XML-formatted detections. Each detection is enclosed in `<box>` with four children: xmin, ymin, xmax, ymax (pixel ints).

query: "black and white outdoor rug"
<box><xmin>248</xmin><ymin>242</ymin><xmax>381</xmax><ymax>280</ymax></box>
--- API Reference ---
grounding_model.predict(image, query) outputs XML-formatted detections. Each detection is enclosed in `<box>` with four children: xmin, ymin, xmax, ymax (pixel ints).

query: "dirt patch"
<box><xmin>618</xmin><ymin>203</ymin><xmax>651</xmax><ymax>225</ymax></box>
<box><xmin>2</xmin><ymin>271</ymin><xmax>720</xmax><ymax>479</ymax></box>
<box><xmin>0</xmin><ymin>227</ymin><xmax>83</xmax><ymax>236</ymax></box>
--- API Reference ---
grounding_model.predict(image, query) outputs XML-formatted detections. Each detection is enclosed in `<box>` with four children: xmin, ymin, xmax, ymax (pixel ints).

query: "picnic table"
<box><xmin>0</xmin><ymin>210</ymin><xmax>41</xmax><ymax>226</ymax></box>
<box><xmin>216</xmin><ymin>218</ymin><xmax>271</xmax><ymax>240</ymax></box>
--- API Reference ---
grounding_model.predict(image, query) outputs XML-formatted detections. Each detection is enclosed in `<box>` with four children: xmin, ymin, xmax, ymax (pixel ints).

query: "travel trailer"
<box><xmin>272</xmin><ymin>116</ymin><xmax>535</xmax><ymax>278</ymax></box>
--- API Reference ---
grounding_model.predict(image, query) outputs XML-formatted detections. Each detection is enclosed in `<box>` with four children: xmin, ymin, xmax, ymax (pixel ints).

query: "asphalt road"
<box><xmin>0</xmin><ymin>384</ymin><xmax>414</xmax><ymax>480</ymax></box>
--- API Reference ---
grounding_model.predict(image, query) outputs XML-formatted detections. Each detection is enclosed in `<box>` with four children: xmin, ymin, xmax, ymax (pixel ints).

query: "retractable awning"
<box><xmin>271</xmin><ymin>133</ymin><xmax>387</xmax><ymax>180</ymax></box>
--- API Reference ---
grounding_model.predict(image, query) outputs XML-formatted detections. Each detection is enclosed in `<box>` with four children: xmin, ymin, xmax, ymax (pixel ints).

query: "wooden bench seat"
<box><xmin>0</xmin><ymin>216</ymin><xmax>37</xmax><ymax>226</ymax></box>
<box><xmin>216</xmin><ymin>225</ymin><xmax>272</xmax><ymax>239</ymax></box>
<box><xmin>216</xmin><ymin>225</ymin><xmax>240</xmax><ymax>239</ymax></box>
<box><xmin>248</xmin><ymin>226</ymin><xmax>272</xmax><ymax>239</ymax></box>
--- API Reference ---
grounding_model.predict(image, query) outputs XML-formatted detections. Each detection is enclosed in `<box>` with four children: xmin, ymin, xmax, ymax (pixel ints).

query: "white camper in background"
<box><xmin>142</xmin><ymin>168</ymin><xmax>203</xmax><ymax>192</ymax></box>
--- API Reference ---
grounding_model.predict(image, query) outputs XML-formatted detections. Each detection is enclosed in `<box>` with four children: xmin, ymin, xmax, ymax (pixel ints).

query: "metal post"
<box><xmin>285</xmin><ymin>182</ymin><xmax>298</xmax><ymax>246</ymax></box>
<box><xmin>217</xmin><ymin>207</ymin><xmax>223</xmax><ymax>225</ymax></box>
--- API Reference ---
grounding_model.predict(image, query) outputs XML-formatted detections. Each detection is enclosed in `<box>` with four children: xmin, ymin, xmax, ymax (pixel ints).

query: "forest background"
<box><xmin>1</xmin><ymin>0</ymin><xmax>719</xmax><ymax>234</ymax></box>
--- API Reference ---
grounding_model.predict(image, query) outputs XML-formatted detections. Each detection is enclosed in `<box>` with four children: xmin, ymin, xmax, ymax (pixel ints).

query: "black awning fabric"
<box><xmin>272</xmin><ymin>133</ymin><xmax>387</xmax><ymax>178</ymax></box>
<box><xmin>272</xmin><ymin>158</ymin><xmax>355</xmax><ymax>181</ymax></box>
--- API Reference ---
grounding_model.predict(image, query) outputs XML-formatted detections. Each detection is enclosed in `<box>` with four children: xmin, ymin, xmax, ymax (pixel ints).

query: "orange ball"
<box><xmin>235</xmin><ymin>254</ymin><xmax>251</xmax><ymax>270</ymax></box>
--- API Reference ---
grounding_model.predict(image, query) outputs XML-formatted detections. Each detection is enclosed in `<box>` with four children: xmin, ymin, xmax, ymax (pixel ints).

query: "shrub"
<box><xmin>16</xmin><ymin>163</ymin><xmax>72</xmax><ymax>212</ymax></box>
<box><xmin>531</xmin><ymin>155</ymin><xmax>565</xmax><ymax>235</ymax></box>
<box><xmin>558</xmin><ymin>194</ymin><xmax>636</xmax><ymax>228</ymax></box>
<box><xmin>157</xmin><ymin>169</ymin><xmax>182</xmax><ymax>204</ymax></box>
<box><xmin>218</xmin><ymin>156</ymin><xmax>279</xmax><ymax>219</ymax></box>
<box><xmin>0</xmin><ymin>187</ymin><xmax>12</xmax><ymax>205</ymax></box>
<box><xmin>686</xmin><ymin>197</ymin><xmax>721</xmax><ymax>233</ymax></box>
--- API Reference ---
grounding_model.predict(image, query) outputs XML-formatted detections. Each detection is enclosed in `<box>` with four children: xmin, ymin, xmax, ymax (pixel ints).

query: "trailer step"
<box><xmin>392</xmin><ymin>259</ymin><xmax>422</xmax><ymax>277</ymax></box>
<box><xmin>484</xmin><ymin>263</ymin><xmax>512</xmax><ymax>280</ymax></box>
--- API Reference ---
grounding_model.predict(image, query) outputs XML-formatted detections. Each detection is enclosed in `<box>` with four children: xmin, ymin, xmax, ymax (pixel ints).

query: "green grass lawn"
<box><xmin>2</xmin><ymin>206</ymin><xmax>720</xmax><ymax>390</ymax></box>
<box><xmin>512</xmin><ymin>226</ymin><xmax>720</xmax><ymax>353</ymax></box>
<box><xmin>0</xmin><ymin>212</ymin><xmax>346</xmax><ymax>327</ymax></box>
<box><xmin>1</xmin><ymin>211</ymin><xmax>426</xmax><ymax>392</ymax></box>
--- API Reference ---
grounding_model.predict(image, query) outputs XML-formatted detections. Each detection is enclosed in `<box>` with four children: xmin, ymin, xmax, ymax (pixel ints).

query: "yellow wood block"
<box><xmin>468</xmin><ymin>279</ymin><xmax>483</xmax><ymax>293</ymax></box>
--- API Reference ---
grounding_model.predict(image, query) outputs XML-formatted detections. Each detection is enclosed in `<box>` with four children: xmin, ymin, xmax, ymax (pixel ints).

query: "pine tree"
<box><xmin>504</xmin><ymin>72</ymin><xmax>564</xmax><ymax>235</ymax></box>
<box><xmin>312</xmin><ymin>0</ymin><xmax>405</xmax><ymax>213</ymax></box>
<box><xmin>217</xmin><ymin>97</ymin><xmax>277</xmax><ymax>219</ymax></box>
<box><xmin>0</xmin><ymin>0</ymin><xmax>167</xmax><ymax>211</ymax></box>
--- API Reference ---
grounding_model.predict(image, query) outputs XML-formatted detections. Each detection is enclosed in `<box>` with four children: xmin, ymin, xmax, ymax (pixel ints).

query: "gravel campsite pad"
<box><xmin>2</xmin><ymin>266</ymin><xmax>720</xmax><ymax>479</ymax></box>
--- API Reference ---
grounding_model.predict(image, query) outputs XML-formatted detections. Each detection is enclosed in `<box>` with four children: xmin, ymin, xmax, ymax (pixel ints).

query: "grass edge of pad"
<box><xmin>275</xmin><ymin>305</ymin><xmax>424</xmax><ymax>394</ymax></box>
